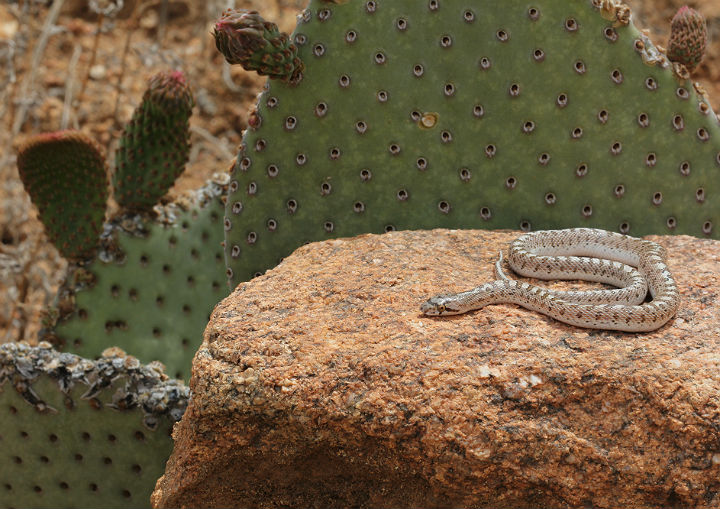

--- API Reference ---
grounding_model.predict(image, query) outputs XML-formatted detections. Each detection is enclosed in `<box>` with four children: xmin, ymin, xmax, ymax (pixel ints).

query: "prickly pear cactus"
<box><xmin>50</xmin><ymin>175</ymin><xmax>229</xmax><ymax>380</ymax></box>
<box><xmin>667</xmin><ymin>6</ymin><xmax>707</xmax><ymax>73</ymax></box>
<box><xmin>0</xmin><ymin>342</ymin><xmax>188</xmax><ymax>509</ymax></box>
<box><xmin>222</xmin><ymin>0</ymin><xmax>720</xmax><ymax>288</ymax></box>
<box><xmin>113</xmin><ymin>70</ymin><xmax>194</xmax><ymax>212</ymax></box>
<box><xmin>16</xmin><ymin>130</ymin><xmax>109</xmax><ymax>261</ymax></box>
<box><xmin>12</xmin><ymin>71</ymin><xmax>229</xmax><ymax>380</ymax></box>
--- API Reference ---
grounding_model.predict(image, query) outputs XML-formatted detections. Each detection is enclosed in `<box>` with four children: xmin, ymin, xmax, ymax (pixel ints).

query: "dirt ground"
<box><xmin>0</xmin><ymin>0</ymin><xmax>718</xmax><ymax>344</ymax></box>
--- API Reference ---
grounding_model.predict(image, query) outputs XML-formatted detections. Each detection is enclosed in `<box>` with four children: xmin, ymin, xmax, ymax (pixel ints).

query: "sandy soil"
<box><xmin>0</xmin><ymin>0</ymin><xmax>717</xmax><ymax>343</ymax></box>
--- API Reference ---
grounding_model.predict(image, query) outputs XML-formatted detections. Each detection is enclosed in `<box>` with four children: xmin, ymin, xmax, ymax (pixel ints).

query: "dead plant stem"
<box><xmin>78</xmin><ymin>12</ymin><xmax>104</xmax><ymax>100</ymax></box>
<box><xmin>11</xmin><ymin>0</ymin><xmax>65</xmax><ymax>136</ymax></box>
<box><xmin>61</xmin><ymin>44</ymin><xmax>83</xmax><ymax>130</ymax></box>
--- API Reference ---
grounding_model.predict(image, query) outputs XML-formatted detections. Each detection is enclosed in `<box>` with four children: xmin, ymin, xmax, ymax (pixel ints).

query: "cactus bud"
<box><xmin>667</xmin><ymin>6</ymin><xmax>707</xmax><ymax>73</ymax></box>
<box><xmin>17</xmin><ymin>130</ymin><xmax>109</xmax><ymax>260</ymax></box>
<box><xmin>113</xmin><ymin>70</ymin><xmax>194</xmax><ymax>212</ymax></box>
<box><xmin>213</xmin><ymin>9</ymin><xmax>304</xmax><ymax>85</ymax></box>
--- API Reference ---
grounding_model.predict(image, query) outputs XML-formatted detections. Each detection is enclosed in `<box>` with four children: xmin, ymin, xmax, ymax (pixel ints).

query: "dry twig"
<box><xmin>78</xmin><ymin>12</ymin><xmax>104</xmax><ymax>100</ymax></box>
<box><xmin>190</xmin><ymin>125</ymin><xmax>235</xmax><ymax>162</ymax></box>
<box><xmin>61</xmin><ymin>44</ymin><xmax>83</xmax><ymax>130</ymax></box>
<box><xmin>11</xmin><ymin>0</ymin><xmax>65</xmax><ymax>136</ymax></box>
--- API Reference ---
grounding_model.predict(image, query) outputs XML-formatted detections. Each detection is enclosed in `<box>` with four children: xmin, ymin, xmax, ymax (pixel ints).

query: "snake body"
<box><xmin>420</xmin><ymin>228</ymin><xmax>680</xmax><ymax>332</ymax></box>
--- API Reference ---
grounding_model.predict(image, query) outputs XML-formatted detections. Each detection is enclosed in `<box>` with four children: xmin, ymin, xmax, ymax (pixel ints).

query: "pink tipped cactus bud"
<box><xmin>213</xmin><ymin>9</ymin><xmax>304</xmax><ymax>85</ymax></box>
<box><xmin>667</xmin><ymin>6</ymin><xmax>707</xmax><ymax>73</ymax></box>
<box><xmin>147</xmin><ymin>70</ymin><xmax>194</xmax><ymax>111</ymax></box>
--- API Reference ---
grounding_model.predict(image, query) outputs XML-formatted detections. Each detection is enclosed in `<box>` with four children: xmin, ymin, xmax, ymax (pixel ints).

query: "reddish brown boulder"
<box><xmin>152</xmin><ymin>229</ymin><xmax>720</xmax><ymax>508</ymax></box>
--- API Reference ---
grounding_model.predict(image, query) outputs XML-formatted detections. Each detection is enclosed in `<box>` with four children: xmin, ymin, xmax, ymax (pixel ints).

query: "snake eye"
<box><xmin>437</xmin><ymin>304</ymin><xmax>446</xmax><ymax>313</ymax></box>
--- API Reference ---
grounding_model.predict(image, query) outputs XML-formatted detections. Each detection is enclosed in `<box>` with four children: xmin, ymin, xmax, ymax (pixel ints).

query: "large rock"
<box><xmin>152</xmin><ymin>229</ymin><xmax>720</xmax><ymax>508</ymax></box>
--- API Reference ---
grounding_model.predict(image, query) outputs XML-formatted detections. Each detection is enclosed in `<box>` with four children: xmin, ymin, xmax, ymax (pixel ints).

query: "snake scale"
<box><xmin>420</xmin><ymin>228</ymin><xmax>680</xmax><ymax>332</ymax></box>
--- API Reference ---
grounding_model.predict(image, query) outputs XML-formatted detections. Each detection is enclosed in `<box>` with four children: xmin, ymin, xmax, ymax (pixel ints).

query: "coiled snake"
<box><xmin>420</xmin><ymin>228</ymin><xmax>680</xmax><ymax>332</ymax></box>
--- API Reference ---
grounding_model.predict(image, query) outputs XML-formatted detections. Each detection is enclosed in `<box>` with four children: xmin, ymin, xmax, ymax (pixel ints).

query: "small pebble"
<box><xmin>89</xmin><ymin>64</ymin><xmax>107</xmax><ymax>80</ymax></box>
<box><xmin>140</xmin><ymin>10</ymin><xmax>159</xmax><ymax>29</ymax></box>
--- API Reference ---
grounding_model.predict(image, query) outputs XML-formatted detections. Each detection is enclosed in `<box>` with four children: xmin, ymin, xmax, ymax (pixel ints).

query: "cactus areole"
<box><xmin>219</xmin><ymin>0</ymin><xmax>719</xmax><ymax>289</ymax></box>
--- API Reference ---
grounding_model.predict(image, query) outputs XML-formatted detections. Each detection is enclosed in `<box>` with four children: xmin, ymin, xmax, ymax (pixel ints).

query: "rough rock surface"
<box><xmin>152</xmin><ymin>229</ymin><xmax>720</xmax><ymax>509</ymax></box>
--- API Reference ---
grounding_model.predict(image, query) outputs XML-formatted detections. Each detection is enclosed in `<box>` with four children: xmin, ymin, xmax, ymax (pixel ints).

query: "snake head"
<box><xmin>420</xmin><ymin>295</ymin><xmax>463</xmax><ymax>316</ymax></box>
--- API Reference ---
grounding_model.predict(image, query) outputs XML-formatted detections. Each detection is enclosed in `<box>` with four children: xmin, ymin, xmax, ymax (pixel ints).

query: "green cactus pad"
<box><xmin>113</xmin><ymin>70</ymin><xmax>194</xmax><ymax>212</ymax></box>
<box><xmin>0</xmin><ymin>342</ymin><xmax>187</xmax><ymax>509</ymax></box>
<box><xmin>16</xmin><ymin>130</ymin><xmax>109</xmax><ymax>261</ymax></box>
<box><xmin>223</xmin><ymin>0</ymin><xmax>720</xmax><ymax>288</ymax></box>
<box><xmin>214</xmin><ymin>9</ymin><xmax>304</xmax><ymax>85</ymax></box>
<box><xmin>49</xmin><ymin>176</ymin><xmax>229</xmax><ymax>380</ymax></box>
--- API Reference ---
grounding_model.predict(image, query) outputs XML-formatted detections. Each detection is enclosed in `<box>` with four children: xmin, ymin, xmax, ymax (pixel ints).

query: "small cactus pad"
<box><xmin>223</xmin><ymin>0</ymin><xmax>720</xmax><ymax>288</ymax></box>
<box><xmin>113</xmin><ymin>70</ymin><xmax>194</xmax><ymax>212</ymax></box>
<box><xmin>17</xmin><ymin>130</ymin><xmax>109</xmax><ymax>260</ymax></box>
<box><xmin>0</xmin><ymin>342</ymin><xmax>188</xmax><ymax>509</ymax></box>
<box><xmin>51</xmin><ymin>176</ymin><xmax>229</xmax><ymax>380</ymax></box>
<box><xmin>667</xmin><ymin>6</ymin><xmax>707</xmax><ymax>73</ymax></box>
<box><xmin>214</xmin><ymin>9</ymin><xmax>304</xmax><ymax>84</ymax></box>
